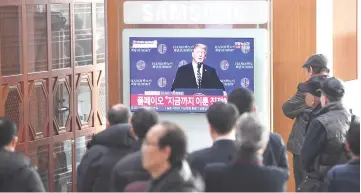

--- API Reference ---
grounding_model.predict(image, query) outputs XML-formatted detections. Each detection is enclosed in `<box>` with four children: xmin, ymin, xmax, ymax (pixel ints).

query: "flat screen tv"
<box><xmin>129</xmin><ymin>37</ymin><xmax>254</xmax><ymax>113</ymax></box>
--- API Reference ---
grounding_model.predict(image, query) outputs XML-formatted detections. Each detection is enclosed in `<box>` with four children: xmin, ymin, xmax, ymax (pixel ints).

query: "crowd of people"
<box><xmin>0</xmin><ymin>54</ymin><xmax>359</xmax><ymax>192</ymax></box>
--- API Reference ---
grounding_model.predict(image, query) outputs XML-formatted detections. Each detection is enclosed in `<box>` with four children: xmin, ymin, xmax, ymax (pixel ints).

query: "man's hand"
<box><xmin>304</xmin><ymin>93</ymin><xmax>314</xmax><ymax>107</ymax></box>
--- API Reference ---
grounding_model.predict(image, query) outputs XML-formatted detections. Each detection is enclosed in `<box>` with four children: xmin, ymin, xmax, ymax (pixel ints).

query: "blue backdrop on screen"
<box><xmin>129</xmin><ymin>37</ymin><xmax>254</xmax><ymax>97</ymax></box>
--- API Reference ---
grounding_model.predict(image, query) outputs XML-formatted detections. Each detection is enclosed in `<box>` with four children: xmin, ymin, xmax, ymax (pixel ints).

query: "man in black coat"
<box><xmin>228</xmin><ymin>88</ymin><xmax>289</xmax><ymax>172</ymax></box>
<box><xmin>171</xmin><ymin>44</ymin><xmax>225</xmax><ymax>92</ymax></box>
<box><xmin>110</xmin><ymin>108</ymin><xmax>159</xmax><ymax>192</ymax></box>
<box><xmin>0</xmin><ymin>117</ymin><xmax>45</xmax><ymax>192</ymax></box>
<box><xmin>299</xmin><ymin>77</ymin><xmax>352</xmax><ymax>191</ymax></box>
<box><xmin>187</xmin><ymin>101</ymin><xmax>239</xmax><ymax>175</ymax></box>
<box><xmin>77</xmin><ymin>104</ymin><xmax>138</xmax><ymax>191</ymax></box>
<box><xmin>323</xmin><ymin>115</ymin><xmax>360</xmax><ymax>192</ymax></box>
<box><xmin>205</xmin><ymin>113</ymin><xmax>288</xmax><ymax>192</ymax></box>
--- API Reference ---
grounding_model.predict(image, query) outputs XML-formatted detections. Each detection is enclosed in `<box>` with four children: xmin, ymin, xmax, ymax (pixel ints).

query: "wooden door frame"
<box><xmin>0</xmin><ymin>0</ymin><xmax>106</xmax><ymax>191</ymax></box>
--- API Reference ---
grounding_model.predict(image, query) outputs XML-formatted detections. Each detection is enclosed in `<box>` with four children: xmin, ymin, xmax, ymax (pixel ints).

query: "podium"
<box><xmin>174</xmin><ymin>88</ymin><xmax>224</xmax><ymax>96</ymax></box>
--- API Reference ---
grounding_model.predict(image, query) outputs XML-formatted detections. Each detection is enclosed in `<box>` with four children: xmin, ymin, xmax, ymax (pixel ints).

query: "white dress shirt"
<box><xmin>192</xmin><ymin>61</ymin><xmax>203</xmax><ymax>86</ymax></box>
<box><xmin>214</xmin><ymin>132</ymin><xmax>236</xmax><ymax>142</ymax></box>
<box><xmin>191</xmin><ymin>61</ymin><xmax>227</xmax><ymax>96</ymax></box>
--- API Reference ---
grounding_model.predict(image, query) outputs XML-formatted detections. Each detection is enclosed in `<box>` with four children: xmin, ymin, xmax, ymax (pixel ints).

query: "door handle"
<box><xmin>57</xmin><ymin>107</ymin><xmax>69</xmax><ymax>113</ymax></box>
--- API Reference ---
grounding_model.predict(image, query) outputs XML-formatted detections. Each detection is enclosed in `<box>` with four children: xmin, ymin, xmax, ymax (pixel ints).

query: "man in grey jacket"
<box><xmin>282</xmin><ymin>54</ymin><xmax>329</xmax><ymax>188</ymax></box>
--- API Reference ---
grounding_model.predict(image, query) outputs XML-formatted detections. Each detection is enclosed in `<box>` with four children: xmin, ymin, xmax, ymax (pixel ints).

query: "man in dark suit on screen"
<box><xmin>171</xmin><ymin>44</ymin><xmax>225</xmax><ymax>93</ymax></box>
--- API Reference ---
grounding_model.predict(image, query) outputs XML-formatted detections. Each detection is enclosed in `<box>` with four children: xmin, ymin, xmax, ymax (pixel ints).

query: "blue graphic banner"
<box><xmin>129</xmin><ymin>37</ymin><xmax>254</xmax><ymax>112</ymax></box>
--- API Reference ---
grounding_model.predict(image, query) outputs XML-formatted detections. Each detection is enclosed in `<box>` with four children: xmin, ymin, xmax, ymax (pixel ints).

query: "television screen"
<box><xmin>130</xmin><ymin>37</ymin><xmax>254</xmax><ymax>113</ymax></box>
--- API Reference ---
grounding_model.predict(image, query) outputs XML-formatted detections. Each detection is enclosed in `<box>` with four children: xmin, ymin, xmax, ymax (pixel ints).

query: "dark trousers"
<box><xmin>293</xmin><ymin>154</ymin><xmax>305</xmax><ymax>189</ymax></box>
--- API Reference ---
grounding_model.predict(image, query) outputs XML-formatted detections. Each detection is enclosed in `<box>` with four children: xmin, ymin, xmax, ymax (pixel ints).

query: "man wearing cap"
<box><xmin>298</xmin><ymin>77</ymin><xmax>352</xmax><ymax>192</ymax></box>
<box><xmin>301</xmin><ymin>54</ymin><xmax>330</xmax><ymax>79</ymax></box>
<box><xmin>298</xmin><ymin>75</ymin><xmax>328</xmax><ymax>130</ymax></box>
<box><xmin>282</xmin><ymin>54</ymin><xmax>329</xmax><ymax>188</ymax></box>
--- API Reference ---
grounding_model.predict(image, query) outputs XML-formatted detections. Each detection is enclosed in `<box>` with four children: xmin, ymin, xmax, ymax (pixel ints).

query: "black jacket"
<box><xmin>301</xmin><ymin>102</ymin><xmax>351</xmax><ymax>178</ymax></box>
<box><xmin>263</xmin><ymin>132</ymin><xmax>289</xmax><ymax>173</ymax></box>
<box><xmin>147</xmin><ymin>161</ymin><xmax>204</xmax><ymax>192</ymax></box>
<box><xmin>188</xmin><ymin>139</ymin><xmax>236</xmax><ymax>175</ymax></box>
<box><xmin>110</xmin><ymin>151</ymin><xmax>150</xmax><ymax>192</ymax></box>
<box><xmin>0</xmin><ymin>149</ymin><xmax>45</xmax><ymax>192</ymax></box>
<box><xmin>188</xmin><ymin>133</ymin><xmax>288</xmax><ymax>176</ymax></box>
<box><xmin>76</xmin><ymin>123</ymin><xmax>138</xmax><ymax>192</ymax></box>
<box><xmin>205</xmin><ymin>156</ymin><xmax>288</xmax><ymax>192</ymax></box>
<box><xmin>283</xmin><ymin>90</ymin><xmax>312</xmax><ymax>154</ymax></box>
<box><xmin>171</xmin><ymin>63</ymin><xmax>225</xmax><ymax>91</ymax></box>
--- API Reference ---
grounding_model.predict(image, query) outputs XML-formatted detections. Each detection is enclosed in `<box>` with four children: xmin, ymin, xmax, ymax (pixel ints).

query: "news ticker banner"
<box><xmin>124</xmin><ymin>1</ymin><xmax>269</xmax><ymax>25</ymax></box>
<box><xmin>131</xmin><ymin>94</ymin><xmax>228</xmax><ymax>113</ymax></box>
<box><xmin>129</xmin><ymin>37</ymin><xmax>255</xmax><ymax>113</ymax></box>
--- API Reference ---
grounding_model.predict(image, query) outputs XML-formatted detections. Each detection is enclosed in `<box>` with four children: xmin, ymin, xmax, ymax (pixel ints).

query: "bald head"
<box><xmin>235</xmin><ymin>112</ymin><xmax>269</xmax><ymax>152</ymax></box>
<box><xmin>107</xmin><ymin>104</ymin><xmax>130</xmax><ymax>125</ymax></box>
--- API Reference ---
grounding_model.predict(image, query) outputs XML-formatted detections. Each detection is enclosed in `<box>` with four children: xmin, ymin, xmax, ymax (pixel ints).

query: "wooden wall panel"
<box><xmin>107</xmin><ymin>0</ymin><xmax>121</xmax><ymax>107</ymax></box>
<box><xmin>333</xmin><ymin>0</ymin><xmax>357</xmax><ymax>80</ymax></box>
<box><xmin>273</xmin><ymin>0</ymin><xmax>316</xmax><ymax>191</ymax></box>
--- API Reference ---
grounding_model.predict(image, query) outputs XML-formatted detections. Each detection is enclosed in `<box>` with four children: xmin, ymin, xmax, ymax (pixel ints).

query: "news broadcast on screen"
<box><xmin>130</xmin><ymin>37</ymin><xmax>254</xmax><ymax>113</ymax></box>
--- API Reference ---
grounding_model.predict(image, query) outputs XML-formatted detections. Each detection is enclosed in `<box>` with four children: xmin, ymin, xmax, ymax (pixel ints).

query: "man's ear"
<box><xmin>10</xmin><ymin>136</ymin><xmax>18</xmax><ymax>150</ymax></box>
<box><xmin>209</xmin><ymin>124</ymin><xmax>217</xmax><ymax>141</ymax></box>
<box><xmin>345</xmin><ymin>142</ymin><xmax>351</xmax><ymax>152</ymax></box>
<box><xmin>163</xmin><ymin>146</ymin><xmax>172</xmax><ymax>160</ymax></box>
<box><xmin>253</xmin><ymin>105</ymin><xmax>257</xmax><ymax>112</ymax></box>
<box><xmin>130</xmin><ymin>127</ymin><xmax>137</xmax><ymax>139</ymax></box>
<box><xmin>324</xmin><ymin>96</ymin><xmax>329</xmax><ymax>105</ymax></box>
<box><xmin>208</xmin><ymin>124</ymin><xmax>214</xmax><ymax>133</ymax></box>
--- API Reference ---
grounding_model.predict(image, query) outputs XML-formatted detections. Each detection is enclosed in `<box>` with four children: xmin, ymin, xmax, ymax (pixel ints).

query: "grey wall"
<box><xmin>159</xmin><ymin>113</ymin><xmax>212</xmax><ymax>152</ymax></box>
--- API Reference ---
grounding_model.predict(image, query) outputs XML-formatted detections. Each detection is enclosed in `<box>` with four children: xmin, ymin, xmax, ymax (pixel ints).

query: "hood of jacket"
<box><xmin>175</xmin><ymin>161</ymin><xmax>204</xmax><ymax>191</ymax></box>
<box><xmin>86</xmin><ymin>123</ymin><xmax>136</xmax><ymax>150</ymax></box>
